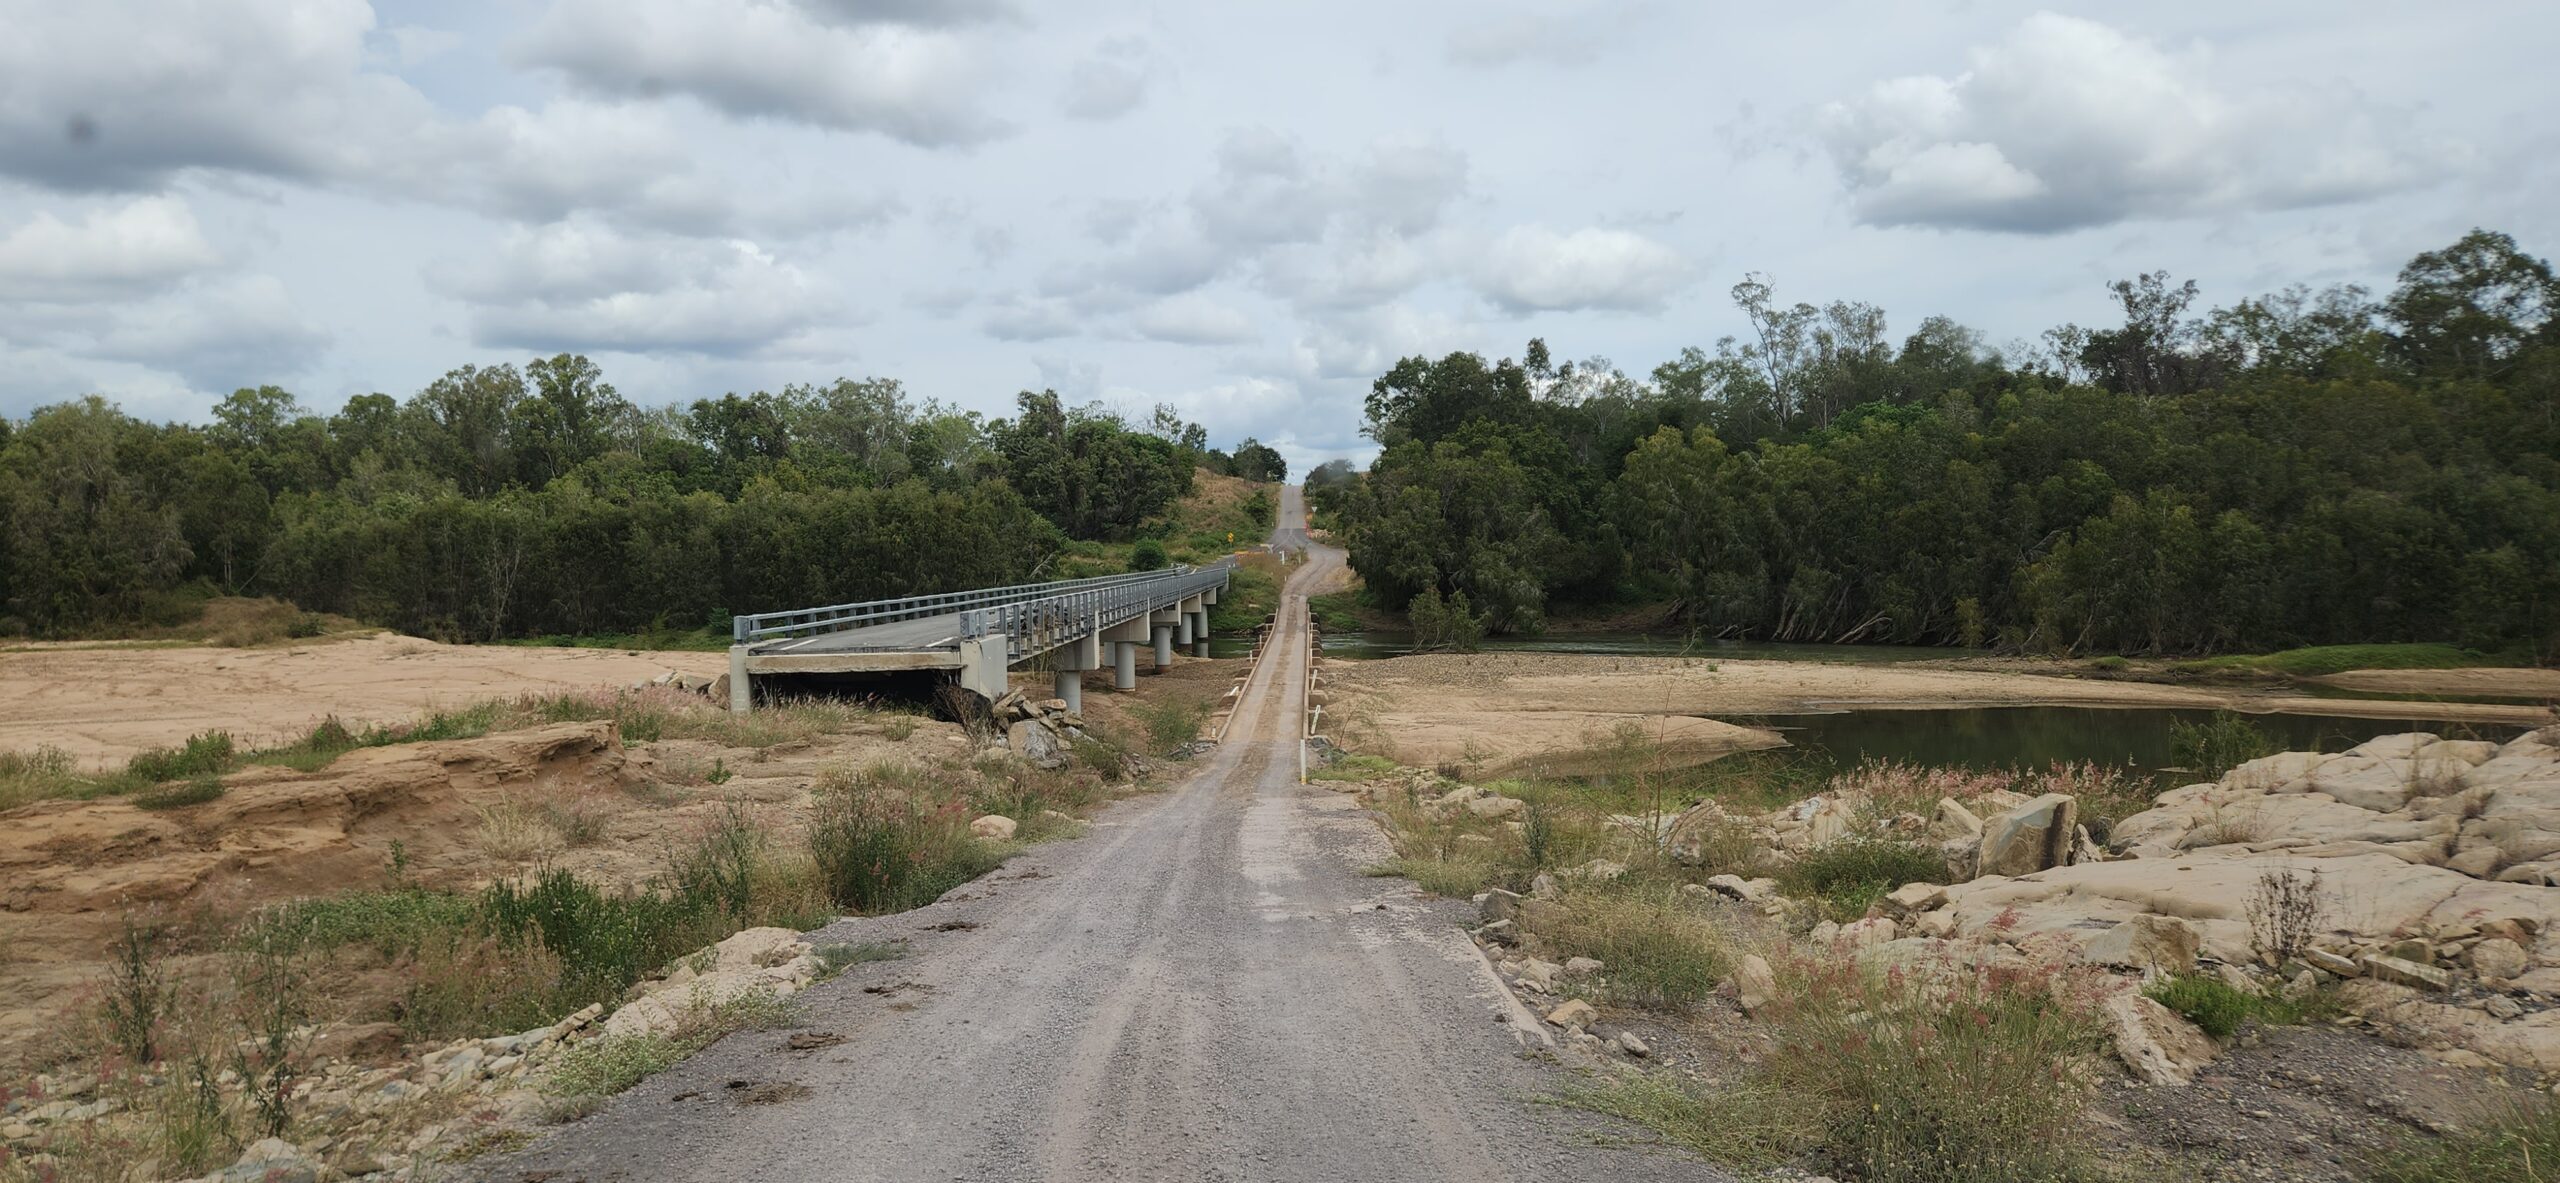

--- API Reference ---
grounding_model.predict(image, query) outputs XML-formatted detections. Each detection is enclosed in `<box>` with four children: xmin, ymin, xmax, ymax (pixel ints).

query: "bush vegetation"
<box><xmin>1319</xmin><ymin>231</ymin><xmax>2560</xmax><ymax>662</ymax></box>
<box><xmin>1780</xmin><ymin>836</ymin><xmax>1947</xmax><ymax>921</ymax></box>
<box><xmin>2169</xmin><ymin>711</ymin><xmax>2280</xmax><ymax>776</ymax></box>
<box><xmin>807</xmin><ymin>763</ymin><xmax>1011</xmax><ymax>915</ymax></box>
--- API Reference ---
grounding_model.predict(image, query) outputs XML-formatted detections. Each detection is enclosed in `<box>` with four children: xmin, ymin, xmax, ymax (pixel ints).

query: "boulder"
<box><xmin>1465</xmin><ymin>794</ymin><xmax>1526</xmax><ymax>820</ymax></box>
<box><xmin>2467</xmin><ymin>937</ymin><xmax>2528</xmax><ymax>983</ymax></box>
<box><xmin>2081</xmin><ymin>915</ymin><xmax>2200</xmax><ymax>977</ymax></box>
<box><xmin>1564</xmin><ymin>956</ymin><xmax>1605</xmax><ymax>977</ymax></box>
<box><xmin>1616</xmin><ymin>1030</ymin><xmax>1650</xmax><ymax>1057</ymax></box>
<box><xmin>1884</xmin><ymin>882</ymin><xmax>1948</xmax><ymax>916</ymax></box>
<box><xmin>2221</xmin><ymin>751</ymin><xmax>2328</xmax><ymax>793</ymax></box>
<box><xmin>2302</xmin><ymin>948</ymin><xmax>2362</xmax><ymax>978</ymax></box>
<box><xmin>1978</xmin><ymin>793</ymin><xmax>2077</xmax><ymax>878</ymax></box>
<box><xmin>2105</xmin><ymin>992</ymin><xmax>2218</xmax><ymax>1086</ymax></box>
<box><xmin>1703</xmin><ymin>874</ymin><xmax>1779</xmax><ymax>905</ymax></box>
<box><xmin>1563</xmin><ymin>858</ymin><xmax>1627</xmax><ymax>882</ymax></box>
<box><xmin>1929</xmin><ymin>797</ymin><xmax>1984</xmax><ymax>841</ymax></box>
<box><xmin>2361</xmin><ymin>954</ymin><xmax>2450</xmax><ymax>992</ymax></box>
<box><xmin>1006</xmin><ymin>719</ymin><xmax>1067</xmax><ymax>769</ymax></box>
<box><xmin>1731</xmin><ymin>954</ymin><xmax>1777</xmax><ymax>1017</ymax></box>
<box><xmin>223</xmin><ymin>1139</ymin><xmax>322</xmax><ymax>1183</ymax></box>
<box><xmin>1477</xmin><ymin>888</ymin><xmax>1524</xmax><ymax>925</ymax></box>
<box><xmin>970</xmin><ymin>814</ymin><xmax>1019</xmax><ymax>841</ymax></box>
<box><xmin>1545</xmin><ymin>999</ymin><xmax>1597</xmax><ymax>1029</ymax></box>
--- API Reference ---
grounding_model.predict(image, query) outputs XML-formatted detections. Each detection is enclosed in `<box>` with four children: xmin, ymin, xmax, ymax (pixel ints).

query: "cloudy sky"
<box><xmin>1</xmin><ymin>1</ymin><xmax>2551</xmax><ymax>469</ymax></box>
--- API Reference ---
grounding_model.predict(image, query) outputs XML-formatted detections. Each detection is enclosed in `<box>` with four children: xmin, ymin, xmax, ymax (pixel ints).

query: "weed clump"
<box><xmin>126</xmin><ymin>731</ymin><xmax>237</xmax><ymax>783</ymax></box>
<box><xmin>1781</xmin><ymin>835</ymin><xmax>1946</xmax><ymax>920</ymax></box>
<box><xmin>2365</xmin><ymin>1094</ymin><xmax>2560</xmax><ymax>1183</ymax></box>
<box><xmin>808</xmin><ymin>763</ymin><xmax>1008</xmax><ymax>914</ymax></box>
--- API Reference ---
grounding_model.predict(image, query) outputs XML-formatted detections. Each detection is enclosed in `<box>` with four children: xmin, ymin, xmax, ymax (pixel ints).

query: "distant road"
<box><xmin>480</xmin><ymin>484</ymin><xmax>1726</xmax><ymax>1183</ymax></box>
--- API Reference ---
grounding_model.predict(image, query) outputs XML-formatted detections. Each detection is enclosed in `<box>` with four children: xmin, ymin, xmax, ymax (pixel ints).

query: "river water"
<box><xmin>1258</xmin><ymin>631</ymin><xmax>2533</xmax><ymax>777</ymax></box>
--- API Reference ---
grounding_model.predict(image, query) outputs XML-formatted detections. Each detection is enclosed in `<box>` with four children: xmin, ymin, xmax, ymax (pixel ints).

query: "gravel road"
<box><xmin>477</xmin><ymin>488</ymin><xmax>1727</xmax><ymax>1183</ymax></box>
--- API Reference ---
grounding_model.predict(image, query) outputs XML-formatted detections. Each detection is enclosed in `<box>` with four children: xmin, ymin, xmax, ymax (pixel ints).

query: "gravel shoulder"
<box><xmin>474</xmin><ymin>501</ymin><xmax>1731</xmax><ymax>1183</ymax></box>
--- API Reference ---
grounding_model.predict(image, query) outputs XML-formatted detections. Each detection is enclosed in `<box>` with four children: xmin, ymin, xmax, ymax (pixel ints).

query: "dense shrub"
<box><xmin>1782</xmin><ymin>835</ymin><xmax>1947</xmax><ymax>919</ymax></box>
<box><xmin>808</xmin><ymin>764</ymin><xmax>1007</xmax><ymax>914</ymax></box>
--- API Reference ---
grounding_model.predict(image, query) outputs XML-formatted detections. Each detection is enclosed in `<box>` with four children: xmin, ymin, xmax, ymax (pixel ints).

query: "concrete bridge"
<box><xmin>726</xmin><ymin>564</ymin><xmax>1231</xmax><ymax>712</ymax></box>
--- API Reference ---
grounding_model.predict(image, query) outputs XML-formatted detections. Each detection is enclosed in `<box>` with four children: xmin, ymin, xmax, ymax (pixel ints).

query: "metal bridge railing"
<box><xmin>958</xmin><ymin>565</ymin><xmax>1229</xmax><ymax>659</ymax></box>
<box><xmin>734</xmin><ymin>564</ymin><xmax>1224</xmax><ymax>648</ymax></box>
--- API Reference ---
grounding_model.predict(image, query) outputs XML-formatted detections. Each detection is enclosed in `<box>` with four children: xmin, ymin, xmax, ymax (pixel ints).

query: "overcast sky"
<box><xmin>2</xmin><ymin>1</ymin><xmax>2552</xmax><ymax>470</ymax></box>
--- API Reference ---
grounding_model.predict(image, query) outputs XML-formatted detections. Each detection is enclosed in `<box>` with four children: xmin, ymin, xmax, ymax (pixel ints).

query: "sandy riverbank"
<box><xmin>1322</xmin><ymin>652</ymin><xmax>2558</xmax><ymax>773</ymax></box>
<box><xmin>0</xmin><ymin>634</ymin><xmax>725</xmax><ymax>763</ymax></box>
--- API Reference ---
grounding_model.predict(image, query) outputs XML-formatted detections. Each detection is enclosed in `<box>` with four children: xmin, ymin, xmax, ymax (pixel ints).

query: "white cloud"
<box><xmin>1131</xmin><ymin>293</ymin><xmax>1259</xmax><ymax>345</ymax></box>
<box><xmin>0</xmin><ymin>197</ymin><xmax>221</xmax><ymax>300</ymax></box>
<box><xmin>92</xmin><ymin>275</ymin><xmax>332</xmax><ymax>390</ymax></box>
<box><xmin>1816</xmin><ymin>13</ymin><xmax>2445</xmax><ymax>233</ymax></box>
<box><xmin>0</xmin><ymin>0</ymin><xmax>440</xmax><ymax>191</ymax></box>
<box><xmin>1472</xmin><ymin>225</ymin><xmax>1690</xmax><ymax>313</ymax></box>
<box><xmin>791</xmin><ymin>0</ymin><xmax>1017</xmax><ymax>28</ymax></box>
<box><xmin>1060</xmin><ymin>39</ymin><xmax>1156</xmax><ymax>121</ymax></box>
<box><xmin>517</xmin><ymin>0</ymin><xmax>1008</xmax><ymax>147</ymax></box>
<box><xmin>982</xmin><ymin>296</ymin><xmax>1080</xmax><ymax>342</ymax></box>
<box><xmin>432</xmin><ymin>220</ymin><xmax>833</xmax><ymax>356</ymax></box>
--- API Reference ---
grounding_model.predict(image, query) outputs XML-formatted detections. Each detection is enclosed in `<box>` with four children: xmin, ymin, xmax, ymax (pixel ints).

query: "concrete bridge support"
<box><xmin>1152</xmin><ymin>624</ymin><xmax>1174</xmax><ymax>671</ymax></box>
<box><xmin>1113</xmin><ymin>641</ymin><xmax>1138</xmax><ymax>690</ymax></box>
<box><xmin>1054</xmin><ymin>668</ymin><xmax>1083</xmax><ymax>713</ymax></box>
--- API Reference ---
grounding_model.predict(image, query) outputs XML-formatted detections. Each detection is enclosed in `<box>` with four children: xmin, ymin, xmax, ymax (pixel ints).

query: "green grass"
<box><xmin>1307</xmin><ymin>590</ymin><xmax>1368</xmax><ymax>633</ymax></box>
<box><xmin>1552</xmin><ymin>1072</ymin><xmax>1815</xmax><ymax>1170</ymax></box>
<box><xmin>1778</xmin><ymin>835</ymin><xmax>1947</xmax><ymax>922</ymax></box>
<box><xmin>1309</xmin><ymin>754</ymin><xmax>1398</xmax><ymax>782</ymax></box>
<box><xmin>1207</xmin><ymin>559</ymin><xmax>1280</xmax><ymax>632</ymax></box>
<box><xmin>133</xmin><ymin>775</ymin><xmax>226</xmax><ymax>810</ymax></box>
<box><xmin>813</xmin><ymin>941</ymin><xmax>907</xmax><ymax>976</ymax></box>
<box><xmin>1367</xmin><ymin>854</ymin><xmax>1501</xmax><ymax>898</ymax></box>
<box><xmin>807</xmin><ymin>763</ymin><xmax>1012</xmax><ymax>914</ymax></box>
<box><xmin>2365</xmin><ymin>1095</ymin><xmax>2560</xmax><ymax>1183</ymax></box>
<box><xmin>1537</xmin><ymin>883</ymin><xmax>1732</xmax><ymax>1010</ymax></box>
<box><xmin>2172</xmin><ymin>643</ymin><xmax>2510</xmax><ymax>679</ymax></box>
<box><xmin>2144</xmin><ymin>973</ymin><xmax>2333</xmax><ymax>1037</ymax></box>
<box><xmin>498</xmin><ymin>626</ymin><xmax>732</xmax><ymax>652</ymax></box>
<box><xmin>256</xmin><ymin>888</ymin><xmax>480</xmax><ymax>956</ymax></box>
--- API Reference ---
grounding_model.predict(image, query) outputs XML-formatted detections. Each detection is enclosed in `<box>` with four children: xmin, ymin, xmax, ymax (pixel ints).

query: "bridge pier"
<box><xmin>1053</xmin><ymin>667</ymin><xmax>1083</xmax><ymax>713</ymax></box>
<box><xmin>728</xmin><ymin>646</ymin><xmax>753</xmax><ymax>715</ymax></box>
<box><xmin>1113</xmin><ymin>641</ymin><xmax>1137</xmax><ymax>690</ymax></box>
<box><xmin>1152</xmin><ymin>624</ymin><xmax>1174</xmax><ymax>671</ymax></box>
<box><xmin>1192</xmin><ymin>609</ymin><xmax>1209</xmax><ymax>658</ymax></box>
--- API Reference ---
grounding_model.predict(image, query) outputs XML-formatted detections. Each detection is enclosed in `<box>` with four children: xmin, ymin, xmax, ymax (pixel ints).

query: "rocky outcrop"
<box><xmin>1977</xmin><ymin>793</ymin><xmax>2077</xmax><ymax>877</ymax></box>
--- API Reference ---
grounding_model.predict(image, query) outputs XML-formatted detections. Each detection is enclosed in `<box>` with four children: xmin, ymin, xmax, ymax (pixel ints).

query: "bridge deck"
<box><xmin>730</xmin><ymin>563</ymin><xmax>1230</xmax><ymax>685</ymax></box>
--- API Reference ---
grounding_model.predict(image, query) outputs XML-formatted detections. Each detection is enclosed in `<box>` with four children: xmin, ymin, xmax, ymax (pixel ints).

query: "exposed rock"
<box><xmin>1731</xmin><ymin>954</ymin><xmax>1777</xmax><ymax>1017</ymax></box>
<box><xmin>1564</xmin><ymin>956</ymin><xmax>1605</xmax><ymax>977</ymax></box>
<box><xmin>1563</xmin><ymin>858</ymin><xmax>1627</xmax><ymax>882</ymax></box>
<box><xmin>1477</xmin><ymin>887</ymin><xmax>1523</xmax><ymax>925</ymax></box>
<box><xmin>223</xmin><ymin>1137</ymin><xmax>321</xmax><ymax>1183</ymax></box>
<box><xmin>1545</xmin><ymin>999</ymin><xmax>1597</xmax><ymax>1029</ymax></box>
<box><xmin>2081</xmin><ymin>915</ymin><xmax>2200</xmax><ymax>977</ymax></box>
<box><xmin>2468</xmin><ymin>937</ymin><xmax>2529</xmax><ymax>982</ymax></box>
<box><xmin>970</xmin><ymin>814</ymin><xmax>1019</xmax><ymax>841</ymax></box>
<box><xmin>2105</xmin><ymin>992</ymin><xmax>2218</xmax><ymax>1086</ymax></box>
<box><xmin>2303</xmin><ymin>948</ymin><xmax>2362</xmax><ymax>978</ymax></box>
<box><xmin>2360</xmin><ymin>954</ymin><xmax>2450</xmax><ymax>992</ymax></box>
<box><xmin>1701</xmin><ymin>874</ymin><xmax>1778</xmax><ymax>905</ymax></box>
<box><xmin>1465</xmin><ymin>794</ymin><xmax>1525</xmax><ymax>820</ymax></box>
<box><xmin>1884</xmin><ymin>881</ymin><xmax>1947</xmax><ymax>916</ymax></box>
<box><xmin>1929</xmin><ymin>797</ymin><xmax>1984</xmax><ymax>841</ymax></box>
<box><xmin>1616</xmin><ymin>1030</ymin><xmax>1650</xmax><ymax>1057</ymax></box>
<box><xmin>1005</xmin><ymin>719</ymin><xmax>1068</xmax><ymax>769</ymax></box>
<box><xmin>1978</xmin><ymin>793</ymin><xmax>2077</xmax><ymax>877</ymax></box>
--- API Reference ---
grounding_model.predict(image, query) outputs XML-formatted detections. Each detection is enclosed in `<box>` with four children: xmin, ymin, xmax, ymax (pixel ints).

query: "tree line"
<box><xmin>0</xmin><ymin>365</ymin><xmax>1272</xmax><ymax>641</ymax></box>
<box><xmin>1318</xmin><ymin>229</ymin><xmax>2560</xmax><ymax>660</ymax></box>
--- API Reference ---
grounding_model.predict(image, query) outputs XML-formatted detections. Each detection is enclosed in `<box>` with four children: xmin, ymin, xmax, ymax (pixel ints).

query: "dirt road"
<box><xmin>480</xmin><ymin>492</ymin><xmax>1722</xmax><ymax>1183</ymax></box>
